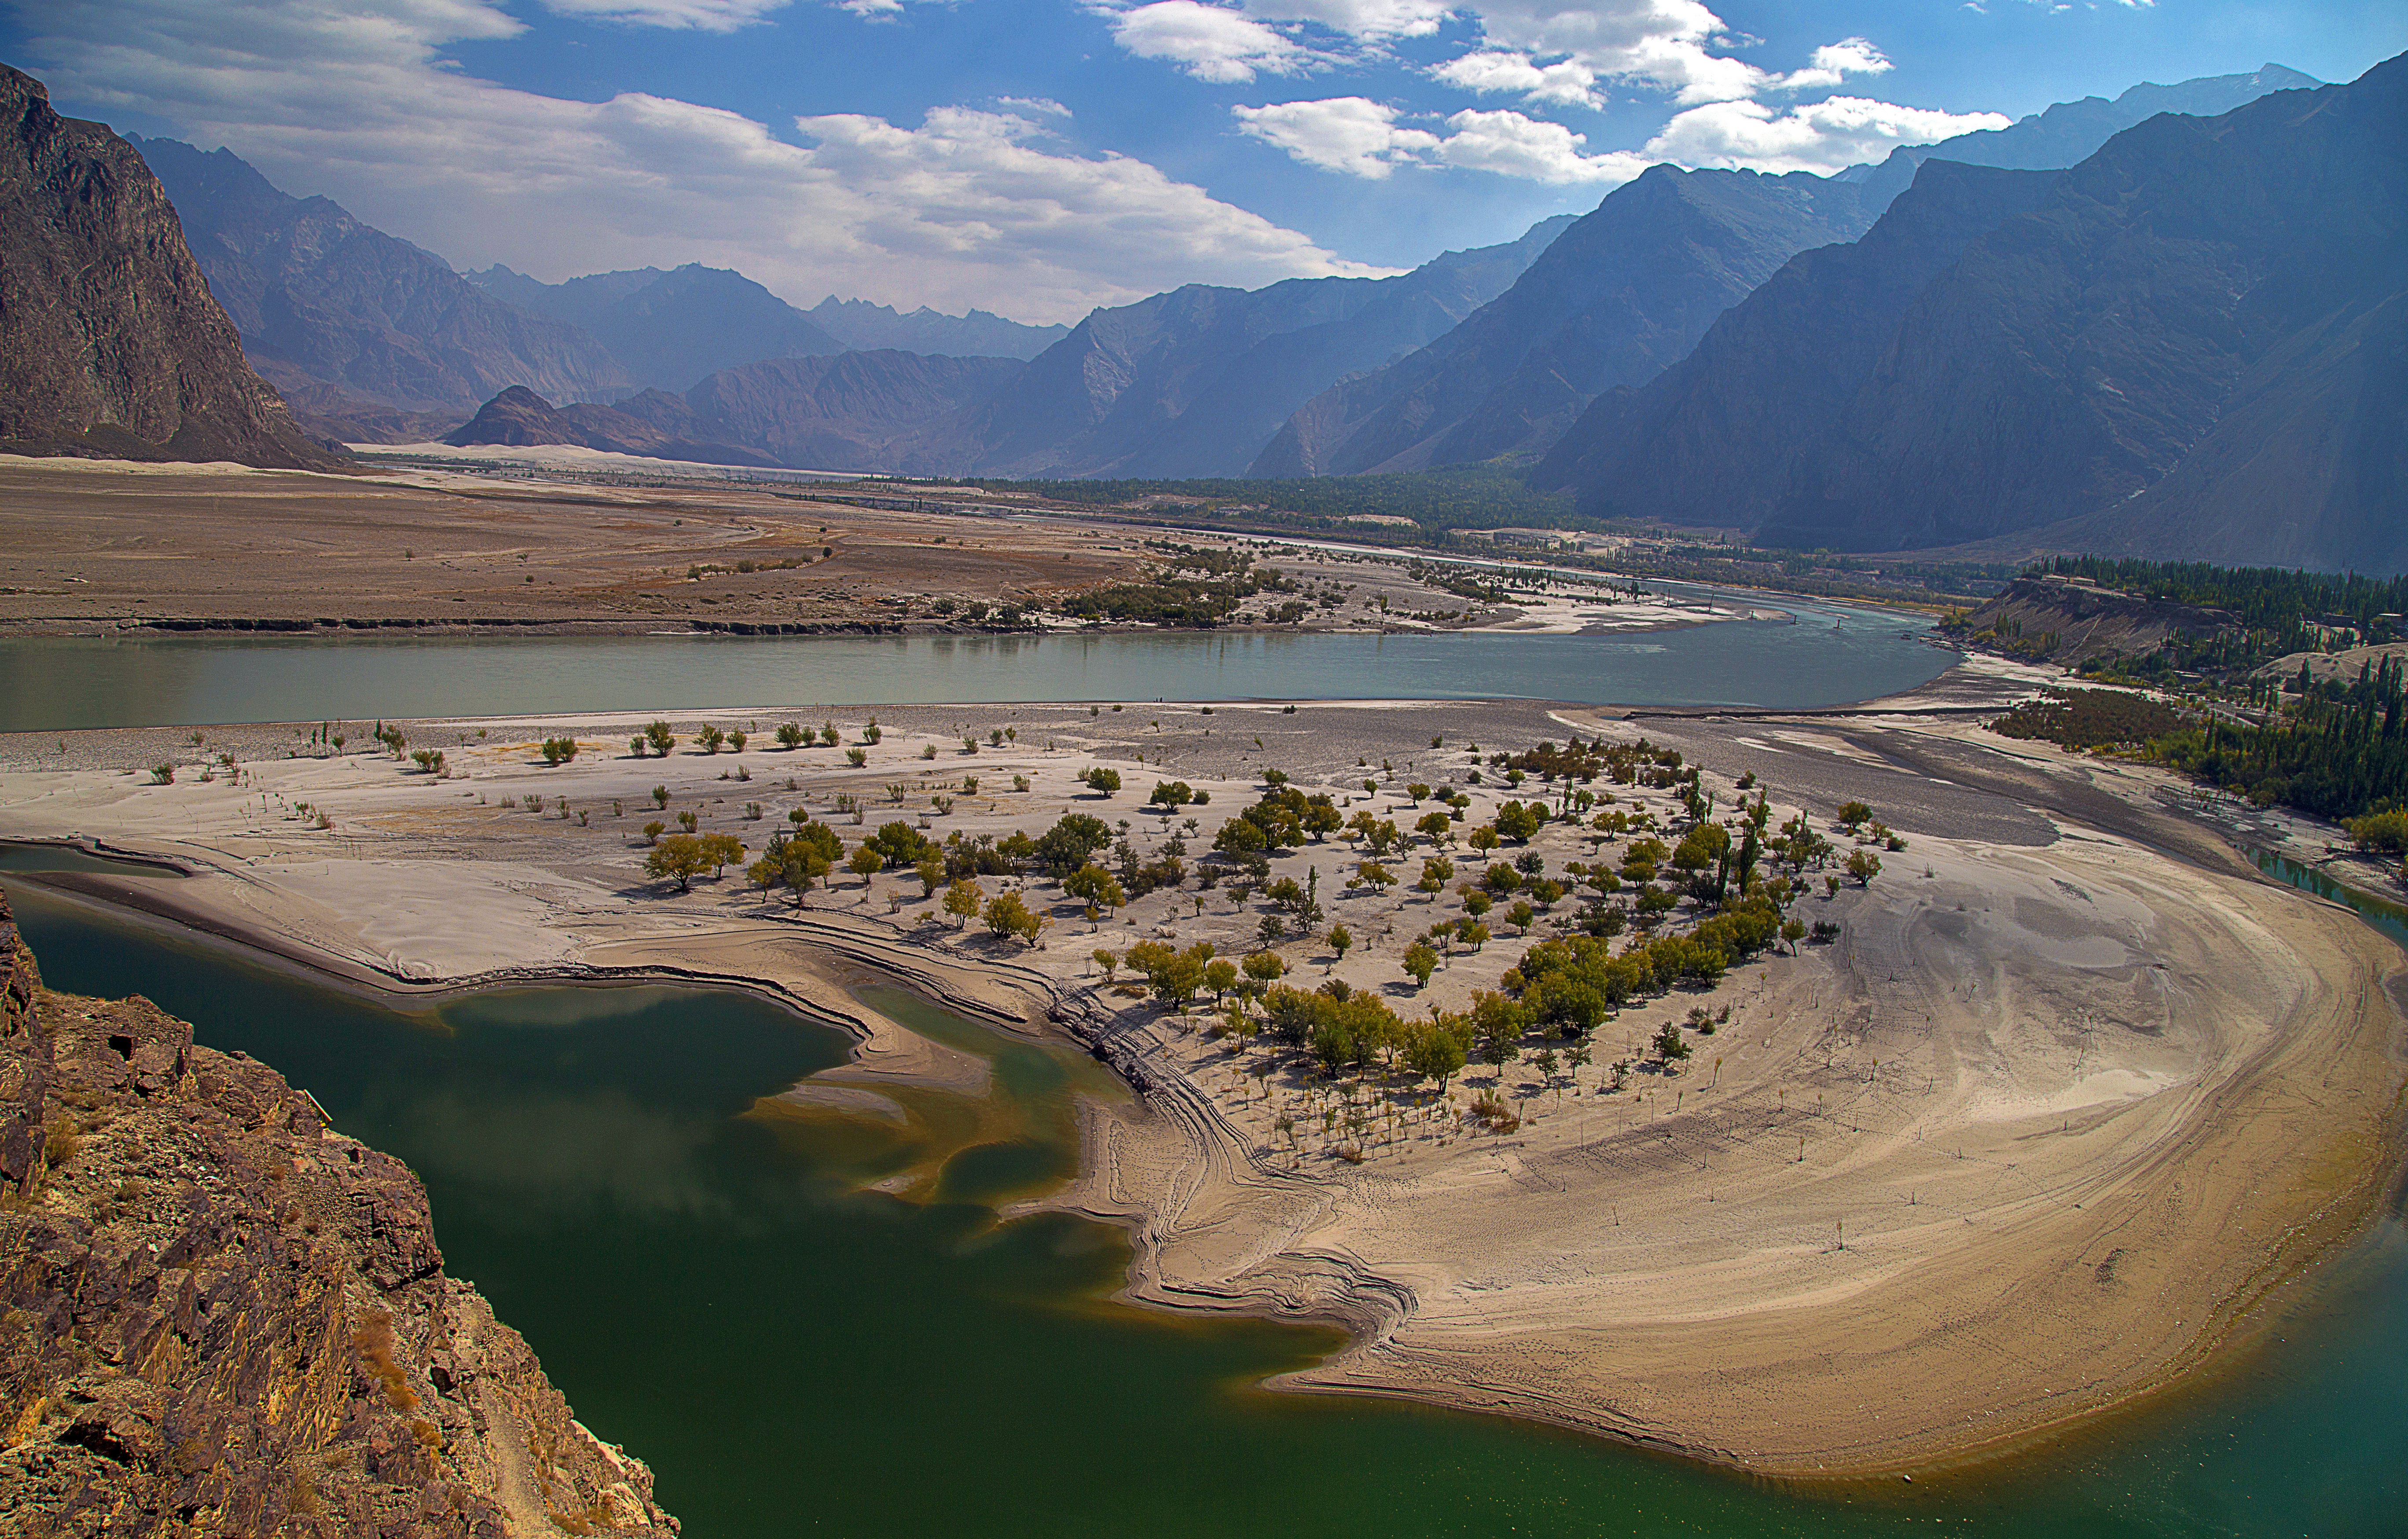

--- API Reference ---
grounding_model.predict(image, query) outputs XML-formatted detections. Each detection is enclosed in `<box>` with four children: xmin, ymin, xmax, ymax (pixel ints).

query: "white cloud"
<box><xmin>1230</xmin><ymin>97</ymin><xmax>1439</xmax><ymax>177</ymax></box>
<box><xmin>1101</xmin><ymin>1</ymin><xmax>1310</xmax><ymax>83</ymax></box>
<box><xmin>1644</xmin><ymin>94</ymin><xmax>2011</xmax><ymax>175</ymax></box>
<box><xmin>19</xmin><ymin>0</ymin><xmax>1390</xmax><ymax>322</ymax></box>
<box><xmin>537</xmin><ymin>0</ymin><xmax>790</xmax><ymax>28</ymax></box>
<box><xmin>1771</xmin><ymin>36</ymin><xmax>1890</xmax><ymax>93</ymax></box>
<box><xmin>1434</xmin><ymin>107</ymin><xmax>1648</xmax><ymax>182</ymax></box>
<box><xmin>1428</xmin><ymin>49</ymin><xmax>1603</xmax><ymax>109</ymax></box>
<box><xmin>1462</xmin><ymin>0</ymin><xmax>1767</xmax><ymax>105</ymax></box>
<box><xmin>1233</xmin><ymin>97</ymin><xmax>1644</xmax><ymax>185</ymax></box>
<box><xmin>1241</xmin><ymin>0</ymin><xmax>1450</xmax><ymax>38</ymax></box>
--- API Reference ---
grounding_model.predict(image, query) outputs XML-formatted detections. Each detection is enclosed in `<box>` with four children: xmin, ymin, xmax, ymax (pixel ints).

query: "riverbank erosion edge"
<box><xmin>1</xmin><ymin>685</ymin><xmax>2403</xmax><ymax>1481</ymax></box>
<box><xmin>0</xmin><ymin>890</ymin><xmax>681</xmax><ymax>1536</ymax></box>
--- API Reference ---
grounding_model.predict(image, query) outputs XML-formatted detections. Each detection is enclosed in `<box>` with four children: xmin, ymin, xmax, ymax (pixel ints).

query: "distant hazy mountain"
<box><xmin>0</xmin><ymin>67</ymin><xmax>329</xmax><ymax>467</ymax></box>
<box><xmin>1253</xmin><ymin>171</ymin><xmax>1879</xmax><ymax>477</ymax></box>
<box><xmin>955</xmin><ymin>215</ymin><xmax>1574</xmax><ymax>479</ymax></box>
<box><xmin>464</xmin><ymin>263</ymin><xmax>845</xmax><ymax>392</ymax></box>
<box><xmin>446</xmin><ymin>350</ymin><xmax>1027</xmax><ymax>473</ymax></box>
<box><xmin>1839</xmin><ymin>62</ymin><xmax>2321</xmax><ymax>201</ymax></box>
<box><xmin>130</xmin><ymin>136</ymin><xmax>625</xmax><ymax>415</ymax></box>
<box><xmin>804</xmin><ymin>297</ymin><xmax>1068</xmax><ymax>360</ymax></box>
<box><xmin>1260</xmin><ymin>64</ymin><xmax>2319</xmax><ymax>481</ymax></box>
<box><xmin>443</xmin><ymin>384</ymin><xmax>777</xmax><ymax>466</ymax></box>
<box><xmin>1536</xmin><ymin>160</ymin><xmax>2066</xmax><ymax>528</ymax></box>
<box><xmin>1545</xmin><ymin>55</ymin><xmax>2405</xmax><ymax>571</ymax></box>
<box><xmin>685</xmin><ymin>352</ymin><xmax>1028</xmax><ymax>473</ymax></box>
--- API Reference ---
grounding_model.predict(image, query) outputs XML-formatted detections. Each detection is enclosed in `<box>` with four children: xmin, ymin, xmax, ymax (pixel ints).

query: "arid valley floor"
<box><xmin>4</xmin><ymin>658</ymin><xmax>2400</xmax><ymax>1477</ymax></box>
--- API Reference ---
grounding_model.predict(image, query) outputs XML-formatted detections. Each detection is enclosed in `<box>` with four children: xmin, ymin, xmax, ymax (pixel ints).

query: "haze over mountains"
<box><xmin>1541</xmin><ymin>56</ymin><xmax>2406</xmax><ymax>572</ymax></box>
<box><xmin>1255</xmin><ymin>63</ymin><xmax>2322</xmax><ymax>482</ymax></box>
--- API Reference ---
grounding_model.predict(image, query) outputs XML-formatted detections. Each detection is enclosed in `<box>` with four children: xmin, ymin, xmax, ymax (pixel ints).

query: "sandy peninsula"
<box><xmin>0</xmin><ymin>672</ymin><xmax>2399</xmax><ymax>1478</ymax></box>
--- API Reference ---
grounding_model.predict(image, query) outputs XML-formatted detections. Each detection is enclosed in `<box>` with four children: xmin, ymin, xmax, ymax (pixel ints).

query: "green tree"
<box><xmin>1327</xmin><ymin>923</ymin><xmax>1352</xmax><ymax>965</ymax></box>
<box><xmin>540</xmin><ymin>736</ymin><xmax>578</xmax><ymax>766</ymax></box>
<box><xmin>1083</xmin><ymin>767</ymin><xmax>1123</xmax><ymax>795</ymax></box>
<box><xmin>1837</xmin><ymin>800</ymin><xmax>1873</xmax><ymax>832</ymax></box>
<box><xmin>1204</xmin><ymin>958</ymin><xmax>1240</xmax><ymax>1003</ymax></box>
<box><xmin>1242</xmin><ymin>950</ymin><xmax>1287</xmax><ymax>990</ymax></box>
<box><xmin>644</xmin><ymin>720</ymin><xmax>676</xmax><ymax>757</ymax></box>
<box><xmin>1149</xmin><ymin>780</ymin><xmax>1194</xmax><ymax>809</ymax></box>
<box><xmin>1845</xmin><ymin>849</ymin><xmax>1882</xmax><ymax>887</ymax></box>
<box><xmin>1402</xmin><ymin>941</ymin><xmax>1438</xmax><ymax>988</ymax></box>
<box><xmin>644</xmin><ymin>834</ymin><xmax>711</xmax><ymax>892</ymax></box>
<box><xmin>701</xmin><ymin>832</ymin><xmax>745</xmax><ymax>876</ymax></box>
<box><xmin>1654</xmin><ymin>1022</ymin><xmax>1691</xmax><ymax>1065</ymax></box>
<box><xmin>848</xmin><ymin>846</ymin><xmax>885</xmax><ymax>886</ymax></box>
<box><xmin>775</xmin><ymin>722</ymin><xmax>806</xmax><ymax>750</ymax></box>
<box><xmin>1357</xmin><ymin>860</ymin><xmax>1397</xmax><ymax>894</ymax></box>
<box><xmin>1065</xmin><ymin>862</ymin><xmax>1127</xmax><ymax>912</ymax></box>
<box><xmin>984</xmin><ymin>890</ymin><xmax>1043</xmax><ymax>945</ymax></box>
<box><xmin>943</xmin><ymin>878</ymin><xmax>984</xmax><ymax>928</ymax></box>
<box><xmin>1404</xmin><ymin>1023</ymin><xmax>1466</xmax><ymax>1093</ymax></box>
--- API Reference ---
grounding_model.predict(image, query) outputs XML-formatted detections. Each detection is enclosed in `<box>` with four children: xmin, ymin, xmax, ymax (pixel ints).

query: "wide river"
<box><xmin>0</xmin><ymin>855</ymin><xmax>2401</xmax><ymax>1539</ymax></box>
<box><xmin>0</xmin><ymin>597</ymin><xmax>1948</xmax><ymax>732</ymax></box>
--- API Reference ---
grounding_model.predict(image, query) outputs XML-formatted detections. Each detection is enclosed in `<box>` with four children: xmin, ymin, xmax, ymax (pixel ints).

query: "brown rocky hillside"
<box><xmin>0</xmin><ymin>892</ymin><xmax>676</xmax><ymax>1536</ymax></box>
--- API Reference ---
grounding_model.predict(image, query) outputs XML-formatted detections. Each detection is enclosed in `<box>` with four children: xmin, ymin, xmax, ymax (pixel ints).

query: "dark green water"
<box><xmin>2</xmin><ymin>868</ymin><xmax>2402</xmax><ymax>1538</ymax></box>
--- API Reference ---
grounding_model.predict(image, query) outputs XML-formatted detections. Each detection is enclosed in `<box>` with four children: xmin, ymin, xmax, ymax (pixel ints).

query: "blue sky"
<box><xmin>5</xmin><ymin>1</ymin><xmax>2401</xmax><ymax>323</ymax></box>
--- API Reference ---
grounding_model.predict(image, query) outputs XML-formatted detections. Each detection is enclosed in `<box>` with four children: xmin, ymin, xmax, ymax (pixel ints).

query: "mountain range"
<box><xmin>1540</xmin><ymin>55</ymin><xmax>2405</xmax><ymax>572</ymax></box>
<box><xmin>7</xmin><ymin>50</ymin><xmax>2389</xmax><ymax>572</ymax></box>
<box><xmin>0</xmin><ymin>66</ymin><xmax>327</xmax><ymax>467</ymax></box>
<box><xmin>1255</xmin><ymin>63</ymin><xmax>2321</xmax><ymax>482</ymax></box>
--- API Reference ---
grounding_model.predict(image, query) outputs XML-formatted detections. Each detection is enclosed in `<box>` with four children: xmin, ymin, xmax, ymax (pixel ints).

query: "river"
<box><xmin>0</xmin><ymin>601</ymin><xmax>1948</xmax><ymax>732</ymax></box>
<box><xmin>0</xmin><ymin>859</ymin><xmax>2399</xmax><ymax>1539</ymax></box>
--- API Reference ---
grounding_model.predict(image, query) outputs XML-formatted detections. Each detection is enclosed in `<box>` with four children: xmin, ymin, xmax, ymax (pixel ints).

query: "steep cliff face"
<box><xmin>0</xmin><ymin>894</ymin><xmax>678</xmax><ymax>1537</ymax></box>
<box><xmin>0</xmin><ymin>66</ymin><xmax>331</xmax><ymax>469</ymax></box>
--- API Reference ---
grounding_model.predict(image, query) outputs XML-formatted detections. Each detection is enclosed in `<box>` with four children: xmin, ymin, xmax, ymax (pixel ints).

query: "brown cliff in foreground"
<box><xmin>0</xmin><ymin>64</ymin><xmax>335</xmax><ymax>469</ymax></box>
<box><xmin>0</xmin><ymin>894</ymin><xmax>677</xmax><ymax>1537</ymax></box>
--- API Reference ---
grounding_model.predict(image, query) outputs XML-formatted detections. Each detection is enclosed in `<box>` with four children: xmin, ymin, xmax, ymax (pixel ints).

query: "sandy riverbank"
<box><xmin>0</xmin><ymin>677</ymin><xmax>2398</xmax><ymax>1477</ymax></box>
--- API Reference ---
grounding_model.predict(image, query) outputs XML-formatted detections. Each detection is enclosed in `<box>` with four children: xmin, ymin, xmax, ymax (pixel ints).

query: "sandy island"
<box><xmin>1</xmin><ymin>663</ymin><xmax>2401</xmax><ymax>1479</ymax></box>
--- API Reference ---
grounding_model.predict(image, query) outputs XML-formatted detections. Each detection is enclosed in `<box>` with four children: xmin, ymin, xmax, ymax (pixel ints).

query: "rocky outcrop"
<box><xmin>0</xmin><ymin>894</ymin><xmax>678</xmax><ymax>1537</ymax></box>
<box><xmin>0</xmin><ymin>66</ymin><xmax>333</xmax><ymax>469</ymax></box>
<box><xmin>1953</xmin><ymin>575</ymin><xmax>2236</xmax><ymax>665</ymax></box>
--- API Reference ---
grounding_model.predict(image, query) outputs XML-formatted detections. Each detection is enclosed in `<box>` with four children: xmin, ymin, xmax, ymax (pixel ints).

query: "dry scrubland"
<box><xmin>0</xmin><ymin>457</ymin><xmax>1730</xmax><ymax>638</ymax></box>
<box><xmin>2</xmin><ymin>686</ymin><xmax>2400</xmax><ymax>1477</ymax></box>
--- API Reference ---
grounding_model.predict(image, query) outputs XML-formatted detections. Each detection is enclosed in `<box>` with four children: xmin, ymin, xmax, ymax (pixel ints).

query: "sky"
<box><xmin>4</xmin><ymin>1</ymin><xmax>2401</xmax><ymax>324</ymax></box>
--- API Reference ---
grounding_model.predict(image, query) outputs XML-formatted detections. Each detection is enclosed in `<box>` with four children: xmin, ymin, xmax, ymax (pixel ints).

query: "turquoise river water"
<box><xmin>0</xmin><ymin>856</ymin><xmax>2400</xmax><ymax>1539</ymax></box>
<box><xmin>0</xmin><ymin>600</ymin><xmax>1947</xmax><ymax>732</ymax></box>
